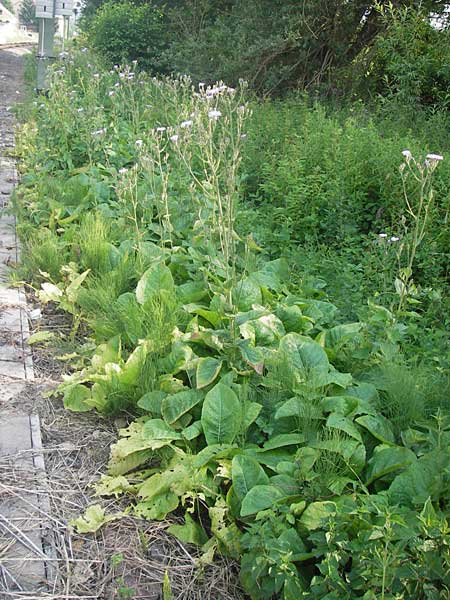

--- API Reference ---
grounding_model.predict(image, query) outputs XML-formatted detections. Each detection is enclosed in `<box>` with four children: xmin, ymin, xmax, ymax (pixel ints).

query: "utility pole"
<box><xmin>36</xmin><ymin>0</ymin><xmax>74</xmax><ymax>91</ymax></box>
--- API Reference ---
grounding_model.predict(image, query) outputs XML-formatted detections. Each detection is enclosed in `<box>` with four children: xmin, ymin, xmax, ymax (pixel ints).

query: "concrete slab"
<box><xmin>0</xmin><ymin>306</ymin><xmax>23</xmax><ymax>332</ymax></box>
<box><xmin>0</xmin><ymin>414</ymin><xmax>49</xmax><ymax>593</ymax></box>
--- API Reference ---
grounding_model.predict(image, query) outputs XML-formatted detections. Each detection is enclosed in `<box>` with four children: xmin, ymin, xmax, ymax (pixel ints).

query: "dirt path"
<box><xmin>0</xmin><ymin>48</ymin><xmax>242</xmax><ymax>600</ymax></box>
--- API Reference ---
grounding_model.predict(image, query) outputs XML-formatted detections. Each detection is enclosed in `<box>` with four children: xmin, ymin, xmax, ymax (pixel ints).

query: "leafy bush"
<box><xmin>85</xmin><ymin>1</ymin><xmax>168</xmax><ymax>73</ymax></box>
<box><xmin>356</xmin><ymin>6</ymin><xmax>450</xmax><ymax>108</ymax></box>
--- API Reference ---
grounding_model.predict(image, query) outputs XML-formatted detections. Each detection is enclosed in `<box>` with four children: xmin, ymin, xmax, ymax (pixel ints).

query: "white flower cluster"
<box><xmin>379</xmin><ymin>233</ymin><xmax>400</xmax><ymax>243</ymax></box>
<box><xmin>205</xmin><ymin>84</ymin><xmax>235</xmax><ymax>97</ymax></box>
<box><xmin>91</xmin><ymin>128</ymin><xmax>107</xmax><ymax>136</ymax></box>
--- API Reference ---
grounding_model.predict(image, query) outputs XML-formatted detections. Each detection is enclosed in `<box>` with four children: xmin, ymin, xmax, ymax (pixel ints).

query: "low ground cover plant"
<box><xmin>14</xmin><ymin>49</ymin><xmax>450</xmax><ymax>598</ymax></box>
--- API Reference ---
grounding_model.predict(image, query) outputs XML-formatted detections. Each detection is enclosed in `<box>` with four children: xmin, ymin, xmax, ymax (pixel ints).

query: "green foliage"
<box><xmin>14</xmin><ymin>47</ymin><xmax>450</xmax><ymax>599</ymax></box>
<box><xmin>19</xmin><ymin>0</ymin><xmax>38</xmax><ymax>27</ymax></box>
<box><xmin>358</xmin><ymin>6</ymin><xmax>450</xmax><ymax>108</ymax></box>
<box><xmin>2</xmin><ymin>0</ymin><xmax>14</xmax><ymax>13</ymax></box>
<box><xmin>85</xmin><ymin>1</ymin><xmax>169</xmax><ymax>73</ymax></box>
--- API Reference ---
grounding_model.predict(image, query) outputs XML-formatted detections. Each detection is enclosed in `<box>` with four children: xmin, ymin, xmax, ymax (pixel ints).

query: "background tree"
<box><xmin>2</xmin><ymin>0</ymin><xmax>15</xmax><ymax>13</ymax></box>
<box><xmin>19</xmin><ymin>0</ymin><xmax>38</xmax><ymax>27</ymax></box>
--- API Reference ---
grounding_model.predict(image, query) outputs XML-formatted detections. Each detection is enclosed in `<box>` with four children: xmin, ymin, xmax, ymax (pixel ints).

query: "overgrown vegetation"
<box><xmin>80</xmin><ymin>1</ymin><xmax>450</xmax><ymax>101</ymax></box>
<box><xmin>13</xmin><ymin>8</ymin><xmax>450</xmax><ymax>598</ymax></box>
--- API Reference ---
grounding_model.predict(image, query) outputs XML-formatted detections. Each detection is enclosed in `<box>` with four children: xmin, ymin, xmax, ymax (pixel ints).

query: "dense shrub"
<box><xmin>85</xmin><ymin>1</ymin><xmax>168</xmax><ymax>73</ymax></box>
<box><xmin>351</xmin><ymin>6</ymin><xmax>450</xmax><ymax>107</ymax></box>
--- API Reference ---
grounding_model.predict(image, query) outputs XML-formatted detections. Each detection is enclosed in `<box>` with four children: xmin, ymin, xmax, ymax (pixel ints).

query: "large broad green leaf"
<box><xmin>366</xmin><ymin>445</ymin><xmax>417</xmax><ymax>485</ymax></box>
<box><xmin>276</xmin><ymin>304</ymin><xmax>314</xmax><ymax>334</ymax></box>
<box><xmin>63</xmin><ymin>384</ymin><xmax>92</xmax><ymax>412</ymax></box>
<box><xmin>298</xmin><ymin>501</ymin><xmax>336</xmax><ymax>531</ymax></box>
<box><xmin>201</xmin><ymin>383</ymin><xmax>241</xmax><ymax>445</ymax></box>
<box><xmin>262</xmin><ymin>433</ymin><xmax>305</xmax><ymax>450</ymax></box>
<box><xmin>177</xmin><ymin>281</ymin><xmax>208</xmax><ymax>304</ymax></box>
<box><xmin>240</xmin><ymin>484</ymin><xmax>285</xmax><ymax>517</ymax></box>
<box><xmin>183</xmin><ymin>303</ymin><xmax>220</xmax><ymax>327</ymax></box>
<box><xmin>242</xmin><ymin>402</ymin><xmax>262</xmax><ymax>431</ymax></box>
<box><xmin>247</xmin><ymin>447</ymin><xmax>296</xmax><ymax>471</ymax></box>
<box><xmin>193</xmin><ymin>444</ymin><xmax>237</xmax><ymax>468</ymax></box>
<box><xmin>196</xmin><ymin>357</ymin><xmax>222</xmax><ymax>389</ymax></box>
<box><xmin>237</xmin><ymin>340</ymin><xmax>264</xmax><ymax>374</ymax></box>
<box><xmin>119</xmin><ymin>343</ymin><xmax>148</xmax><ymax>386</ymax></box>
<box><xmin>161</xmin><ymin>390</ymin><xmax>203</xmax><ymax>426</ymax></box>
<box><xmin>388</xmin><ymin>450</ymin><xmax>450</xmax><ymax>507</ymax></box>
<box><xmin>318</xmin><ymin>322</ymin><xmax>362</xmax><ymax>349</ymax></box>
<box><xmin>356</xmin><ymin>414</ymin><xmax>395</xmax><ymax>445</ymax></box>
<box><xmin>326</xmin><ymin>413</ymin><xmax>362</xmax><ymax>442</ymax></box>
<box><xmin>158</xmin><ymin>342</ymin><xmax>193</xmax><ymax>375</ymax></box>
<box><xmin>137</xmin><ymin>390</ymin><xmax>167</xmax><ymax>415</ymax></box>
<box><xmin>279</xmin><ymin>333</ymin><xmax>329</xmax><ymax>373</ymax></box>
<box><xmin>182</xmin><ymin>420</ymin><xmax>203</xmax><ymax>440</ymax></box>
<box><xmin>136</xmin><ymin>263</ymin><xmax>174</xmax><ymax>305</ymax></box>
<box><xmin>142</xmin><ymin>419</ymin><xmax>183</xmax><ymax>442</ymax></box>
<box><xmin>135</xmin><ymin>493</ymin><xmax>179</xmax><ymax>520</ymax></box>
<box><xmin>275</xmin><ymin>397</ymin><xmax>322</xmax><ymax>420</ymax></box>
<box><xmin>232</xmin><ymin>455</ymin><xmax>269</xmax><ymax>501</ymax></box>
<box><xmin>321</xmin><ymin>394</ymin><xmax>376</xmax><ymax>417</ymax></box>
<box><xmin>167</xmin><ymin>513</ymin><xmax>208</xmax><ymax>546</ymax></box>
<box><xmin>233</xmin><ymin>276</ymin><xmax>262</xmax><ymax>311</ymax></box>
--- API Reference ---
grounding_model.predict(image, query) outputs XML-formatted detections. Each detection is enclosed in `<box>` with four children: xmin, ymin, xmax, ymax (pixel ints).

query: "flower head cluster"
<box><xmin>426</xmin><ymin>153</ymin><xmax>443</xmax><ymax>163</ymax></box>
<box><xmin>208</xmin><ymin>109</ymin><xmax>222</xmax><ymax>120</ymax></box>
<box><xmin>91</xmin><ymin>128</ymin><xmax>106</xmax><ymax>136</ymax></box>
<box><xmin>379</xmin><ymin>233</ymin><xmax>400</xmax><ymax>243</ymax></box>
<box><xmin>205</xmin><ymin>84</ymin><xmax>235</xmax><ymax>97</ymax></box>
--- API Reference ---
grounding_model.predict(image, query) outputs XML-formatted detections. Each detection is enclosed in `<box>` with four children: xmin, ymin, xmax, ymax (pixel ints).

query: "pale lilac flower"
<box><xmin>170</xmin><ymin>134</ymin><xmax>179</xmax><ymax>143</ymax></box>
<box><xmin>135</xmin><ymin>139</ymin><xmax>143</xmax><ymax>147</ymax></box>
<box><xmin>208</xmin><ymin>109</ymin><xmax>222</xmax><ymax>119</ymax></box>
<box><xmin>426</xmin><ymin>153</ymin><xmax>443</xmax><ymax>162</ymax></box>
<box><xmin>389</xmin><ymin>236</ymin><xmax>400</xmax><ymax>242</ymax></box>
<box><xmin>119</xmin><ymin>168</ymin><xmax>128</xmax><ymax>175</ymax></box>
<box><xmin>91</xmin><ymin>128</ymin><xmax>106</xmax><ymax>136</ymax></box>
<box><xmin>81</xmin><ymin>47</ymin><xmax>88</xmax><ymax>53</ymax></box>
<box><xmin>402</xmin><ymin>150</ymin><xmax>412</xmax><ymax>159</ymax></box>
<box><xmin>156</xmin><ymin>127</ymin><xmax>166</xmax><ymax>132</ymax></box>
<box><xmin>227</xmin><ymin>87</ymin><xmax>236</xmax><ymax>94</ymax></box>
<box><xmin>180</xmin><ymin>120</ymin><xmax>193</xmax><ymax>128</ymax></box>
<box><xmin>114</xmin><ymin>82</ymin><xmax>120</xmax><ymax>88</ymax></box>
<box><xmin>379</xmin><ymin>233</ymin><xmax>388</xmax><ymax>238</ymax></box>
<box><xmin>240</xmin><ymin>134</ymin><xmax>247</xmax><ymax>139</ymax></box>
<box><xmin>93</xmin><ymin>73</ymin><xmax>100</xmax><ymax>79</ymax></box>
<box><xmin>108</xmin><ymin>91</ymin><xmax>115</xmax><ymax>97</ymax></box>
<box><xmin>77</xmin><ymin>107</ymin><xmax>84</xmax><ymax>113</ymax></box>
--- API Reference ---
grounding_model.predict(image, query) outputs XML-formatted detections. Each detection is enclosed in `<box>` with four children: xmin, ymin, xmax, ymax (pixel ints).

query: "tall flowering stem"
<box><xmin>396</xmin><ymin>151</ymin><xmax>443</xmax><ymax>312</ymax></box>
